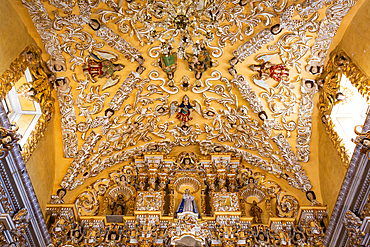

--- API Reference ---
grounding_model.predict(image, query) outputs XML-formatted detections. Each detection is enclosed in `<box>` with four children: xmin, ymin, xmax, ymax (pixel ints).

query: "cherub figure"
<box><xmin>110</xmin><ymin>194</ymin><xmax>126</xmax><ymax>215</ymax></box>
<box><xmin>82</xmin><ymin>50</ymin><xmax>124</xmax><ymax>90</ymax></box>
<box><xmin>70</xmin><ymin>225</ymin><xmax>84</xmax><ymax>244</ymax></box>
<box><xmin>180</xmin><ymin>75</ymin><xmax>191</xmax><ymax>91</ymax></box>
<box><xmin>258</xmin><ymin>111</ymin><xmax>283</xmax><ymax>139</ymax></box>
<box><xmin>105</xmin><ymin>226</ymin><xmax>121</xmax><ymax>247</ymax></box>
<box><xmin>51</xmin><ymin>188</ymin><xmax>66</xmax><ymax>204</ymax></box>
<box><xmin>254</xmin><ymin>231</ymin><xmax>270</xmax><ymax>246</ymax></box>
<box><xmin>0</xmin><ymin>126</ymin><xmax>21</xmax><ymax>151</ymax></box>
<box><xmin>292</xmin><ymin>231</ymin><xmax>307</xmax><ymax>246</ymax></box>
<box><xmin>305</xmin><ymin>191</ymin><xmax>321</xmax><ymax>206</ymax></box>
<box><xmin>170</xmin><ymin>95</ymin><xmax>202</xmax><ymax>127</ymax></box>
<box><xmin>78</xmin><ymin>108</ymin><xmax>117</xmax><ymax>137</ymax></box>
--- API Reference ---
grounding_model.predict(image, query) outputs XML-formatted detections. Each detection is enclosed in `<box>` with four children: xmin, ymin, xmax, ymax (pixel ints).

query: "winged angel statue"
<box><xmin>249</xmin><ymin>53</ymin><xmax>289</xmax><ymax>91</ymax></box>
<box><xmin>170</xmin><ymin>95</ymin><xmax>202</xmax><ymax>127</ymax></box>
<box><xmin>82</xmin><ymin>50</ymin><xmax>125</xmax><ymax>90</ymax></box>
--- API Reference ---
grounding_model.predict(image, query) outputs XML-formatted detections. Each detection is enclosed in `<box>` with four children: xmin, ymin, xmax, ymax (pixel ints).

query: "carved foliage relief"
<box><xmin>19</xmin><ymin>0</ymin><xmax>358</xmax><ymax>208</ymax></box>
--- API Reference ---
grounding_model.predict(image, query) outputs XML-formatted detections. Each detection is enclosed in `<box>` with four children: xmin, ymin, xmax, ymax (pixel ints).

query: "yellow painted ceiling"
<box><xmin>9</xmin><ymin>0</ymin><xmax>369</xmax><ymax>211</ymax></box>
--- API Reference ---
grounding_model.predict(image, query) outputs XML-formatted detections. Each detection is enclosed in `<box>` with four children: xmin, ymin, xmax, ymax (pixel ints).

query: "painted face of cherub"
<box><xmin>184</xmin><ymin>158</ymin><xmax>190</xmax><ymax>165</ymax></box>
<box><xmin>258</xmin><ymin>233</ymin><xmax>265</xmax><ymax>241</ymax></box>
<box><xmin>364</xmin><ymin>139</ymin><xmax>370</xmax><ymax>146</ymax></box>
<box><xmin>2</xmin><ymin>136</ymin><xmax>12</xmax><ymax>144</ymax></box>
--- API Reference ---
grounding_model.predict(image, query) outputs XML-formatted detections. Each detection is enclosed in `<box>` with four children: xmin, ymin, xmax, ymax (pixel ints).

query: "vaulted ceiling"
<box><xmin>6</xmin><ymin>0</ymin><xmax>367</xmax><ymax>216</ymax></box>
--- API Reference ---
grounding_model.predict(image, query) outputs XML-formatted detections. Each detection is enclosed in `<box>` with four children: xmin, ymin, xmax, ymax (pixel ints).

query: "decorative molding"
<box><xmin>0</xmin><ymin>45</ymin><xmax>54</xmax><ymax>163</ymax></box>
<box><xmin>55</xmin><ymin>77</ymin><xmax>78</xmax><ymax>158</ymax></box>
<box><xmin>319</xmin><ymin>50</ymin><xmax>368</xmax><ymax>167</ymax></box>
<box><xmin>296</xmin><ymin>79</ymin><xmax>318</xmax><ymax>162</ymax></box>
<box><xmin>323</xmin><ymin>113</ymin><xmax>370</xmax><ymax>245</ymax></box>
<box><xmin>0</xmin><ymin>103</ymin><xmax>53</xmax><ymax>246</ymax></box>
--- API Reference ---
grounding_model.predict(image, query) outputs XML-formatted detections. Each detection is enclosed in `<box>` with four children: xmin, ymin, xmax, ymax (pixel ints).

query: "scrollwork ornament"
<box><xmin>307</xmin><ymin>0</ymin><xmax>358</xmax><ymax>69</ymax></box>
<box><xmin>296</xmin><ymin>79</ymin><xmax>318</xmax><ymax>162</ymax></box>
<box><xmin>276</xmin><ymin>192</ymin><xmax>299</xmax><ymax>218</ymax></box>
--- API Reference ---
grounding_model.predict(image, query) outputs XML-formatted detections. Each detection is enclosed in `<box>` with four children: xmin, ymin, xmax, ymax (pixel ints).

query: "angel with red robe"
<box><xmin>82</xmin><ymin>50</ymin><xmax>125</xmax><ymax>90</ymax></box>
<box><xmin>170</xmin><ymin>95</ymin><xmax>202</xmax><ymax>126</ymax></box>
<box><xmin>249</xmin><ymin>54</ymin><xmax>290</xmax><ymax>91</ymax></box>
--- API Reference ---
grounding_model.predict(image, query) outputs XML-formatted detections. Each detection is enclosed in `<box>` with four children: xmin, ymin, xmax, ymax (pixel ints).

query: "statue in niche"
<box><xmin>170</xmin><ymin>95</ymin><xmax>202</xmax><ymax>127</ymax></box>
<box><xmin>158</xmin><ymin>42</ymin><xmax>177</xmax><ymax>80</ymax></box>
<box><xmin>184</xmin><ymin>40</ymin><xmax>217</xmax><ymax>80</ymax></box>
<box><xmin>277</xmin><ymin>230</ymin><xmax>291</xmax><ymax>246</ymax></box>
<box><xmin>176</xmin><ymin>189</ymin><xmax>199</xmax><ymax>215</ymax></box>
<box><xmin>126</xmin><ymin>197</ymin><xmax>135</xmax><ymax>215</ymax></box>
<box><xmin>265</xmin><ymin>196</ymin><xmax>274</xmax><ymax>217</ymax></box>
<box><xmin>82</xmin><ymin>50</ymin><xmax>124</xmax><ymax>90</ymax></box>
<box><xmin>305</xmin><ymin>191</ymin><xmax>321</xmax><ymax>206</ymax></box>
<box><xmin>250</xmin><ymin>200</ymin><xmax>263</xmax><ymax>223</ymax></box>
<box><xmin>110</xmin><ymin>194</ymin><xmax>126</xmax><ymax>215</ymax></box>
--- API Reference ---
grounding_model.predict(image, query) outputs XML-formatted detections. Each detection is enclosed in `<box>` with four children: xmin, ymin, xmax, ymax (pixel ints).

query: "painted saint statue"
<box><xmin>110</xmin><ymin>194</ymin><xmax>126</xmax><ymax>215</ymax></box>
<box><xmin>82</xmin><ymin>51</ymin><xmax>124</xmax><ymax>82</ymax></box>
<box><xmin>249</xmin><ymin>62</ymin><xmax>289</xmax><ymax>82</ymax></box>
<box><xmin>176</xmin><ymin>189</ymin><xmax>198</xmax><ymax>215</ymax></box>
<box><xmin>170</xmin><ymin>95</ymin><xmax>202</xmax><ymax>127</ymax></box>
<box><xmin>159</xmin><ymin>43</ymin><xmax>177</xmax><ymax>80</ymax></box>
<box><xmin>176</xmin><ymin>95</ymin><xmax>193</xmax><ymax>124</ymax></box>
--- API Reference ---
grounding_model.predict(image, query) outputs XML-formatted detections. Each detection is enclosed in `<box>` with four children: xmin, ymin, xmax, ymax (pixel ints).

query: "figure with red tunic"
<box><xmin>170</xmin><ymin>95</ymin><xmax>202</xmax><ymax>127</ymax></box>
<box><xmin>248</xmin><ymin>53</ymin><xmax>290</xmax><ymax>92</ymax></box>
<box><xmin>249</xmin><ymin>62</ymin><xmax>289</xmax><ymax>82</ymax></box>
<box><xmin>82</xmin><ymin>50</ymin><xmax>125</xmax><ymax>90</ymax></box>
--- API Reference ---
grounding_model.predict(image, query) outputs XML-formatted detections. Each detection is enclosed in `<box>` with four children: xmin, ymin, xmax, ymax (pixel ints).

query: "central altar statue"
<box><xmin>176</xmin><ymin>189</ymin><xmax>198</xmax><ymax>215</ymax></box>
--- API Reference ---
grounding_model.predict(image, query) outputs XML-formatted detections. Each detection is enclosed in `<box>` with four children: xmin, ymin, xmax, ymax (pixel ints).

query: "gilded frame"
<box><xmin>319</xmin><ymin>50</ymin><xmax>369</xmax><ymax>167</ymax></box>
<box><xmin>0</xmin><ymin>45</ymin><xmax>54</xmax><ymax>162</ymax></box>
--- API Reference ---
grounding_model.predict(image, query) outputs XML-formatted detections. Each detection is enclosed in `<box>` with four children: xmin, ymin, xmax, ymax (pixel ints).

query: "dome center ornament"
<box><xmin>174</xmin><ymin>14</ymin><xmax>189</xmax><ymax>30</ymax></box>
